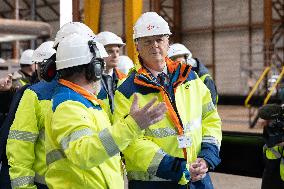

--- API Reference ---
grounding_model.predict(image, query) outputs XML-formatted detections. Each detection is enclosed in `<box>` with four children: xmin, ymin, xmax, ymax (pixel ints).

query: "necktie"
<box><xmin>157</xmin><ymin>72</ymin><xmax>167</xmax><ymax>87</ymax></box>
<box><xmin>104</xmin><ymin>75</ymin><xmax>114</xmax><ymax>112</ymax></box>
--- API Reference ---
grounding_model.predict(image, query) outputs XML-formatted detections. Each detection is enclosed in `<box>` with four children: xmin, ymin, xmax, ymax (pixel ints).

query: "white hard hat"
<box><xmin>0</xmin><ymin>58</ymin><xmax>5</xmax><ymax>64</ymax></box>
<box><xmin>19</xmin><ymin>49</ymin><xmax>34</xmax><ymax>65</ymax></box>
<box><xmin>186</xmin><ymin>57</ymin><xmax>197</xmax><ymax>67</ymax></box>
<box><xmin>56</xmin><ymin>33</ymin><xmax>107</xmax><ymax>70</ymax></box>
<box><xmin>168</xmin><ymin>43</ymin><xmax>198</xmax><ymax>67</ymax></box>
<box><xmin>54</xmin><ymin>22</ymin><xmax>96</xmax><ymax>47</ymax></box>
<box><xmin>133</xmin><ymin>12</ymin><xmax>171</xmax><ymax>39</ymax></box>
<box><xmin>96</xmin><ymin>31</ymin><xmax>125</xmax><ymax>47</ymax></box>
<box><xmin>168</xmin><ymin>43</ymin><xmax>192</xmax><ymax>58</ymax></box>
<box><xmin>117</xmin><ymin>55</ymin><xmax>134</xmax><ymax>75</ymax></box>
<box><xmin>32</xmin><ymin>41</ymin><xmax>56</xmax><ymax>63</ymax></box>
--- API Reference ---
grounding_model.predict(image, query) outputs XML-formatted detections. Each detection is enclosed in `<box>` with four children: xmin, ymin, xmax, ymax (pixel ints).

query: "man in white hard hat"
<box><xmin>0</xmin><ymin>49</ymin><xmax>36</xmax><ymax>150</ymax></box>
<box><xmin>5</xmin><ymin>22</ymin><xmax>104</xmax><ymax>189</ymax></box>
<box><xmin>168</xmin><ymin>43</ymin><xmax>218</xmax><ymax>106</ymax></box>
<box><xmin>0</xmin><ymin>49</ymin><xmax>36</xmax><ymax>92</ymax></box>
<box><xmin>96</xmin><ymin>31</ymin><xmax>127</xmax><ymax>113</ymax></box>
<box><xmin>113</xmin><ymin>12</ymin><xmax>222</xmax><ymax>189</ymax></box>
<box><xmin>12</xmin><ymin>49</ymin><xmax>36</xmax><ymax>89</ymax></box>
<box><xmin>5</xmin><ymin>41</ymin><xmax>57</xmax><ymax>189</ymax></box>
<box><xmin>44</xmin><ymin>33</ymin><xmax>166</xmax><ymax>189</ymax></box>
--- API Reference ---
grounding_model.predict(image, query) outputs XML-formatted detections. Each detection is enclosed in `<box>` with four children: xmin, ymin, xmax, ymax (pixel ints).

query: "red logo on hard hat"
<box><xmin>147</xmin><ymin>25</ymin><xmax>155</xmax><ymax>30</ymax></box>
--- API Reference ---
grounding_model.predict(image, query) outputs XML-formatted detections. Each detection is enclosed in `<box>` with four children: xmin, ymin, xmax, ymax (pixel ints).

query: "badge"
<box><xmin>177</xmin><ymin>135</ymin><xmax>192</xmax><ymax>148</ymax></box>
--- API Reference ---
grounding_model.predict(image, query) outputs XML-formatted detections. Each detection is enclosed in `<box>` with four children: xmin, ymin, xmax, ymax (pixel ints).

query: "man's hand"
<box><xmin>130</xmin><ymin>93</ymin><xmax>167</xmax><ymax>130</ymax></box>
<box><xmin>0</xmin><ymin>74</ymin><xmax>12</xmax><ymax>91</ymax></box>
<box><xmin>189</xmin><ymin>158</ymin><xmax>208</xmax><ymax>182</ymax></box>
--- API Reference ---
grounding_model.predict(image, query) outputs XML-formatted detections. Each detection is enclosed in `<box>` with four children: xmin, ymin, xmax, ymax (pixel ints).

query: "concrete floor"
<box><xmin>124</xmin><ymin>173</ymin><xmax>262</xmax><ymax>189</ymax></box>
<box><xmin>212</xmin><ymin>105</ymin><xmax>263</xmax><ymax>189</ymax></box>
<box><xmin>124</xmin><ymin>173</ymin><xmax>261</xmax><ymax>189</ymax></box>
<box><xmin>211</xmin><ymin>172</ymin><xmax>262</xmax><ymax>189</ymax></box>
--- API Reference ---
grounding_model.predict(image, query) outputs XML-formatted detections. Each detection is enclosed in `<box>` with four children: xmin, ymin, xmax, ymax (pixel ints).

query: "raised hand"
<box><xmin>130</xmin><ymin>93</ymin><xmax>167</xmax><ymax>130</ymax></box>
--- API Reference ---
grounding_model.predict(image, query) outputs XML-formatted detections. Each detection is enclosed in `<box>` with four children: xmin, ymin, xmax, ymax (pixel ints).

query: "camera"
<box><xmin>259</xmin><ymin>104</ymin><xmax>284</xmax><ymax>147</ymax></box>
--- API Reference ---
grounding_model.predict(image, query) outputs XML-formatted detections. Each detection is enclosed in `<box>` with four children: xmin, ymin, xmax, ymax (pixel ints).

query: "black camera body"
<box><xmin>263</xmin><ymin>118</ymin><xmax>284</xmax><ymax>148</ymax></box>
<box><xmin>259</xmin><ymin>104</ymin><xmax>284</xmax><ymax>147</ymax></box>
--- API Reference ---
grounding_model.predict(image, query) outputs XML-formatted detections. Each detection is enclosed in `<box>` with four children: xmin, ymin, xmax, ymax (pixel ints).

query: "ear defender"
<box><xmin>40</xmin><ymin>54</ymin><xmax>57</xmax><ymax>82</ymax></box>
<box><xmin>86</xmin><ymin>41</ymin><xmax>105</xmax><ymax>81</ymax></box>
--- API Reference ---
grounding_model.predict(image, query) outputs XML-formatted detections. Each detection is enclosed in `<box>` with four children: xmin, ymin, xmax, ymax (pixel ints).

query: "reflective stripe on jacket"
<box><xmin>264</xmin><ymin>145</ymin><xmax>284</xmax><ymax>181</ymax></box>
<box><xmin>113</xmin><ymin>57</ymin><xmax>222</xmax><ymax>185</ymax></box>
<box><xmin>6</xmin><ymin>79</ymin><xmax>58</xmax><ymax>188</ymax></box>
<box><xmin>45</xmin><ymin>79</ymin><xmax>142</xmax><ymax>189</ymax></box>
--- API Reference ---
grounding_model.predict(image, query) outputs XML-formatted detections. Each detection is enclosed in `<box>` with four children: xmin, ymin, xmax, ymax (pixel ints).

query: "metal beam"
<box><xmin>30</xmin><ymin>0</ymin><xmax>36</xmax><ymax>49</ymax></box>
<box><xmin>0</xmin><ymin>18</ymin><xmax>51</xmax><ymax>37</ymax></box>
<box><xmin>264</xmin><ymin>0</ymin><xmax>273</xmax><ymax>73</ymax></box>
<box><xmin>0</xmin><ymin>2</ymin><xmax>59</xmax><ymax>15</ymax></box>
<box><xmin>248</xmin><ymin>0</ymin><xmax>252</xmax><ymax>77</ymax></box>
<box><xmin>72</xmin><ymin>0</ymin><xmax>80</xmax><ymax>21</ymax></box>
<box><xmin>12</xmin><ymin>0</ymin><xmax>19</xmax><ymax>59</ymax></box>
<box><xmin>173</xmin><ymin>0</ymin><xmax>182</xmax><ymax>42</ymax></box>
<box><xmin>84</xmin><ymin>0</ymin><xmax>101</xmax><ymax>34</ymax></box>
<box><xmin>125</xmin><ymin>0</ymin><xmax>143</xmax><ymax>64</ymax></box>
<box><xmin>22</xmin><ymin>0</ymin><xmax>46</xmax><ymax>22</ymax></box>
<box><xmin>181</xmin><ymin>22</ymin><xmax>277</xmax><ymax>34</ymax></box>
<box><xmin>3</xmin><ymin>0</ymin><xmax>23</xmax><ymax>19</ymax></box>
<box><xmin>31</xmin><ymin>0</ymin><xmax>36</xmax><ymax>20</ymax></box>
<box><xmin>150</xmin><ymin>0</ymin><xmax>182</xmax><ymax>43</ymax></box>
<box><xmin>41</xmin><ymin>0</ymin><xmax>59</xmax><ymax>17</ymax></box>
<box><xmin>4</xmin><ymin>0</ymin><xmax>16</xmax><ymax>12</ymax></box>
<box><xmin>264</xmin><ymin>0</ymin><xmax>273</xmax><ymax>50</ymax></box>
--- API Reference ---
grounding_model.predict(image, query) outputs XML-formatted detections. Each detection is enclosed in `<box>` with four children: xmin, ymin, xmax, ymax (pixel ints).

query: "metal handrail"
<box><xmin>244</xmin><ymin>66</ymin><xmax>271</xmax><ymax>107</ymax></box>
<box><xmin>263</xmin><ymin>66</ymin><xmax>284</xmax><ymax>105</ymax></box>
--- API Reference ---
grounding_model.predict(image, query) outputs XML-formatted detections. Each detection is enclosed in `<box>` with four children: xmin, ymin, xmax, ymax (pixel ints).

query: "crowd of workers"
<box><xmin>0</xmin><ymin>11</ymin><xmax>282</xmax><ymax>189</ymax></box>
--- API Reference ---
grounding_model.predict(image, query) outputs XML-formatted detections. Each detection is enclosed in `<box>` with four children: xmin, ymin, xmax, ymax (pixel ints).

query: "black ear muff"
<box><xmin>86</xmin><ymin>57</ymin><xmax>105</xmax><ymax>81</ymax></box>
<box><xmin>40</xmin><ymin>54</ymin><xmax>57</xmax><ymax>82</ymax></box>
<box><xmin>86</xmin><ymin>40</ymin><xmax>105</xmax><ymax>81</ymax></box>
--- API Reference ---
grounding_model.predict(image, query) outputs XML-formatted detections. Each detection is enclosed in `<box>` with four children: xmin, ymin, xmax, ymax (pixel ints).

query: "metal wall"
<box><xmin>182</xmin><ymin>0</ymin><xmax>264</xmax><ymax>95</ymax></box>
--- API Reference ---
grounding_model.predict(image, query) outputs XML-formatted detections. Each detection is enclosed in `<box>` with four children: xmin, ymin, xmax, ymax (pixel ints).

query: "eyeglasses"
<box><xmin>138</xmin><ymin>35</ymin><xmax>169</xmax><ymax>47</ymax></box>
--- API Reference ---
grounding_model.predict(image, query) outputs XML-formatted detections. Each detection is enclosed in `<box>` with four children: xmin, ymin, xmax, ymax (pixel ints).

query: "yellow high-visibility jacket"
<box><xmin>264</xmin><ymin>145</ymin><xmax>284</xmax><ymax>181</ymax></box>
<box><xmin>113</xmin><ymin>58</ymin><xmax>222</xmax><ymax>187</ymax></box>
<box><xmin>45</xmin><ymin>79</ymin><xmax>142</xmax><ymax>189</ymax></box>
<box><xmin>6</xmin><ymin>79</ymin><xmax>58</xmax><ymax>188</ymax></box>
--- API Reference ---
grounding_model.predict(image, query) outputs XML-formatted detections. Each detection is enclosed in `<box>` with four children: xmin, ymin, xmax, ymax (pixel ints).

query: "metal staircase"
<box><xmin>243</xmin><ymin>0</ymin><xmax>284</xmax><ymax>128</ymax></box>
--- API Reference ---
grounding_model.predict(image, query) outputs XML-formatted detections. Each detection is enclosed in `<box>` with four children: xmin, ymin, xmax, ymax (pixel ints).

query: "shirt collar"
<box><xmin>144</xmin><ymin>64</ymin><xmax>168</xmax><ymax>78</ymax></box>
<box><xmin>103</xmin><ymin>69</ymin><xmax>113</xmax><ymax>77</ymax></box>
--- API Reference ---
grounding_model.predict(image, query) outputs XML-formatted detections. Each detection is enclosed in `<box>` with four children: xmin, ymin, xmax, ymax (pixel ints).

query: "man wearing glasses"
<box><xmin>113</xmin><ymin>12</ymin><xmax>222</xmax><ymax>189</ymax></box>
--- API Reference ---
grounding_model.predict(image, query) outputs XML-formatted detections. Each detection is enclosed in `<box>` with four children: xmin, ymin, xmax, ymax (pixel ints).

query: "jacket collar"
<box><xmin>135</xmin><ymin>57</ymin><xmax>191</xmax><ymax>88</ymax></box>
<box><xmin>59</xmin><ymin>79</ymin><xmax>101</xmax><ymax>105</ymax></box>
